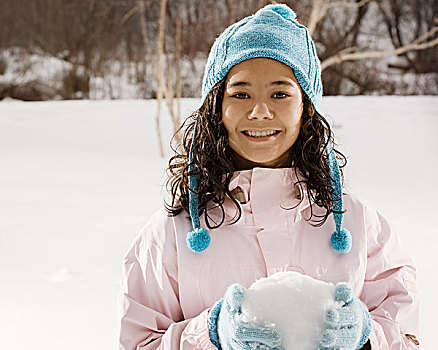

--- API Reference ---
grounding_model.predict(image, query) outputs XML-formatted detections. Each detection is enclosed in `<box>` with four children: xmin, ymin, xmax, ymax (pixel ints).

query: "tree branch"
<box><xmin>326</xmin><ymin>0</ymin><xmax>372</xmax><ymax>10</ymax></box>
<box><xmin>121</xmin><ymin>4</ymin><xmax>141</xmax><ymax>25</ymax></box>
<box><xmin>121</xmin><ymin>0</ymin><xmax>154</xmax><ymax>24</ymax></box>
<box><xmin>308</xmin><ymin>0</ymin><xmax>372</xmax><ymax>36</ymax></box>
<box><xmin>321</xmin><ymin>25</ymin><xmax>438</xmax><ymax>70</ymax></box>
<box><xmin>308</xmin><ymin>0</ymin><xmax>324</xmax><ymax>36</ymax></box>
<box><xmin>412</xmin><ymin>24</ymin><xmax>438</xmax><ymax>45</ymax></box>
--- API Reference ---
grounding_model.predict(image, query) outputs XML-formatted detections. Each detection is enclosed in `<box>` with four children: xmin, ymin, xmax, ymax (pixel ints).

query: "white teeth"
<box><xmin>245</xmin><ymin>130</ymin><xmax>277</xmax><ymax>137</ymax></box>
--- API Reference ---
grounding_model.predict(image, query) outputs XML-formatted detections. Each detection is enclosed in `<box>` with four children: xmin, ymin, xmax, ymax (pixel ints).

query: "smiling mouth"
<box><xmin>242</xmin><ymin>130</ymin><xmax>281</xmax><ymax>138</ymax></box>
<box><xmin>241</xmin><ymin>130</ymin><xmax>281</xmax><ymax>142</ymax></box>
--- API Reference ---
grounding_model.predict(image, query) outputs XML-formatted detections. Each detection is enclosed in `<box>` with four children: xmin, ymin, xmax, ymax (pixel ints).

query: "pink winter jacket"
<box><xmin>117</xmin><ymin>167</ymin><xmax>419</xmax><ymax>349</ymax></box>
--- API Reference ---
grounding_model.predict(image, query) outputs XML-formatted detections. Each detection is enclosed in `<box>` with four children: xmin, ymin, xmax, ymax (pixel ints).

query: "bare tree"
<box><xmin>306</xmin><ymin>0</ymin><xmax>438</xmax><ymax>71</ymax></box>
<box><xmin>376</xmin><ymin>0</ymin><xmax>438</xmax><ymax>73</ymax></box>
<box><xmin>1</xmin><ymin>0</ymin><xmax>436</xmax><ymax>102</ymax></box>
<box><xmin>154</xmin><ymin>0</ymin><xmax>167</xmax><ymax>157</ymax></box>
<box><xmin>175</xmin><ymin>0</ymin><xmax>182</xmax><ymax>134</ymax></box>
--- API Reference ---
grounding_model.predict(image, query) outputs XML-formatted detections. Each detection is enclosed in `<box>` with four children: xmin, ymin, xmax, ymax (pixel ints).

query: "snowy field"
<box><xmin>0</xmin><ymin>96</ymin><xmax>436</xmax><ymax>349</ymax></box>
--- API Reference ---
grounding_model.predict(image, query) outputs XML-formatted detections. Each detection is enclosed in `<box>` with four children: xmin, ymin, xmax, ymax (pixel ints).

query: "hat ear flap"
<box><xmin>327</xmin><ymin>140</ymin><xmax>352</xmax><ymax>253</ymax></box>
<box><xmin>186</xmin><ymin>120</ymin><xmax>211</xmax><ymax>253</ymax></box>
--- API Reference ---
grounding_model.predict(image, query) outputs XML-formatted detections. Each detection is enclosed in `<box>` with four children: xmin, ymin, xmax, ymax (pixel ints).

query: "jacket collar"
<box><xmin>228</xmin><ymin>167</ymin><xmax>310</xmax><ymax>199</ymax></box>
<box><xmin>216</xmin><ymin>167</ymin><xmax>315</xmax><ymax>224</ymax></box>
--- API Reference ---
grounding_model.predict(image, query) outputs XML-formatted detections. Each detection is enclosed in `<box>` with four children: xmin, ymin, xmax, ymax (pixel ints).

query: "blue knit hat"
<box><xmin>201</xmin><ymin>3</ymin><xmax>322</xmax><ymax>114</ymax></box>
<box><xmin>186</xmin><ymin>4</ymin><xmax>352</xmax><ymax>254</ymax></box>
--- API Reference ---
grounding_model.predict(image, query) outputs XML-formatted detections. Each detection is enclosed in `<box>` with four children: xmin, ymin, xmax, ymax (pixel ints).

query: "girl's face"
<box><xmin>222</xmin><ymin>58</ymin><xmax>303</xmax><ymax>169</ymax></box>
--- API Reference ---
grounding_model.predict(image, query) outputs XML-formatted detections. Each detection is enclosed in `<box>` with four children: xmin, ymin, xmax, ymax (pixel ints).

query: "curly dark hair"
<box><xmin>165</xmin><ymin>78</ymin><xmax>347</xmax><ymax>229</ymax></box>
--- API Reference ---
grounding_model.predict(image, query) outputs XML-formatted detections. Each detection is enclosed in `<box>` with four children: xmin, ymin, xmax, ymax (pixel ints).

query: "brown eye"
<box><xmin>232</xmin><ymin>93</ymin><xmax>250</xmax><ymax>99</ymax></box>
<box><xmin>272</xmin><ymin>92</ymin><xmax>290</xmax><ymax>99</ymax></box>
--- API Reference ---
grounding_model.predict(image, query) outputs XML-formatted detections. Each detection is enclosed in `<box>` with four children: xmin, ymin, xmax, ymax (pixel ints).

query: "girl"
<box><xmin>117</xmin><ymin>4</ymin><xmax>419</xmax><ymax>349</ymax></box>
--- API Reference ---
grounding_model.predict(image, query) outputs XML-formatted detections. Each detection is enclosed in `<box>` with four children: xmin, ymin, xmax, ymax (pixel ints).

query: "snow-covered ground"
<box><xmin>0</xmin><ymin>96</ymin><xmax>436</xmax><ymax>349</ymax></box>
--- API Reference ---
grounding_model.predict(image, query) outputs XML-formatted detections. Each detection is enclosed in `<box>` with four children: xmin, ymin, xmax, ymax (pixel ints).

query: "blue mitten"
<box><xmin>208</xmin><ymin>283</ymin><xmax>284</xmax><ymax>350</ymax></box>
<box><xmin>320</xmin><ymin>283</ymin><xmax>372</xmax><ymax>349</ymax></box>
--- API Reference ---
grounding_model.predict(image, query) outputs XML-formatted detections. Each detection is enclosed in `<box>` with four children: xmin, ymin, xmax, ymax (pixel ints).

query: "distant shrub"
<box><xmin>0</xmin><ymin>56</ymin><xmax>6</xmax><ymax>75</ymax></box>
<box><xmin>61</xmin><ymin>67</ymin><xmax>90</xmax><ymax>99</ymax></box>
<box><xmin>0</xmin><ymin>80</ymin><xmax>58</xmax><ymax>101</ymax></box>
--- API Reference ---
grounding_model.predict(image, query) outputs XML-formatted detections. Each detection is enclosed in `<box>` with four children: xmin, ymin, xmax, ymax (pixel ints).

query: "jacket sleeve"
<box><xmin>360</xmin><ymin>209</ymin><xmax>420</xmax><ymax>349</ymax></box>
<box><xmin>117</xmin><ymin>221</ymin><xmax>217</xmax><ymax>350</ymax></box>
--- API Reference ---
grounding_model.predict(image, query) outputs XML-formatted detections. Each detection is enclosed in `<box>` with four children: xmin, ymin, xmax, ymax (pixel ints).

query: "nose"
<box><xmin>248</xmin><ymin>102</ymin><xmax>273</xmax><ymax>120</ymax></box>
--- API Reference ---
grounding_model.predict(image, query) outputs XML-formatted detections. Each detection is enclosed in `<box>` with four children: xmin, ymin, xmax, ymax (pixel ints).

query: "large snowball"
<box><xmin>239</xmin><ymin>271</ymin><xmax>342</xmax><ymax>350</ymax></box>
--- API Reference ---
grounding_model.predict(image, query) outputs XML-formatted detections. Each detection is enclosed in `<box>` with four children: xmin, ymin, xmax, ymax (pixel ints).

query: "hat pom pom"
<box><xmin>187</xmin><ymin>227</ymin><xmax>211</xmax><ymax>252</ymax></box>
<box><xmin>268</xmin><ymin>4</ymin><xmax>297</xmax><ymax>21</ymax></box>
<box><xmin>331</xmin><ymin>228</ymin><xmax>352</xmax><ymax>253</ymax></box>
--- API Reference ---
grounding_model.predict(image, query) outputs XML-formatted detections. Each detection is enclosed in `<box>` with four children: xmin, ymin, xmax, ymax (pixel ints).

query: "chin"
<box><xmin>246</xmin><ymin>157</ymin><xmax>283</xmax><ymax>167</ymax></box>
<box><xmin>251</xmin><ymin>158</ymin><xmax>276</xmax><ymax>165</ymax></box>
<box><xmin>231</xmin><ymin>148</ymin><xmax>292</xmax><ymax>169</ymax></box>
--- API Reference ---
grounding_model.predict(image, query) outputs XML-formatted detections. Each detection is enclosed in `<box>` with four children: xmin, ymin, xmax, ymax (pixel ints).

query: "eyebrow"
<box><xmin>227</xmin><ymin>80</ymin><xmax>297</xmax><ymax>88</ymax></box>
